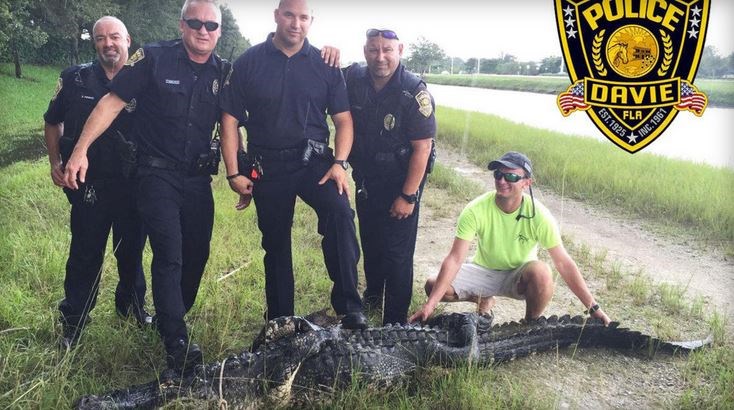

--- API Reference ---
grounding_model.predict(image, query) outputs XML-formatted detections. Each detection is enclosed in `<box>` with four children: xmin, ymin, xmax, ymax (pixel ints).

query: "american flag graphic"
<box><xmin>557</xmin><ymin>81</ymin><xmax>589</xmax><ymax>116</ymax></box>
<box><xmin>675</xmin><ymin>81</ymin><xmax>707</xmax><ymax>116</ymax></box>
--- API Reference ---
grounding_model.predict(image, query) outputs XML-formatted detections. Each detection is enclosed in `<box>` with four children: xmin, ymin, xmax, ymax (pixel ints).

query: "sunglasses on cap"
<box><xmin>493</xmin><ymin>170</ymin><xmax>527</xmax><ymax>183</ymax></box>
<box><xmin>184</xmin><ymin>18</ymin><xmax>219</xmax><ymax>32</ymax></box>
<box><xmin>366</xmin><ymin>28</ymin><xmax>399</xmax><ymax>40</ymax></box>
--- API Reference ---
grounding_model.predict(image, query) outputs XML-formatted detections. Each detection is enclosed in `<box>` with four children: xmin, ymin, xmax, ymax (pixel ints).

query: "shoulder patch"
<box><xmin>51</xmin><ymin>77</ymin><xmax>63</xmax><ymax>101</ymax></box>
<box><xmin>415</xmin><ymin>90</ymin><xmax>433</xmax><ymax>118</ymax></box>
<box><xmin>125</xmin><ymin>48</ymin><xmax>145</xmax><ymax>67</ymax></box>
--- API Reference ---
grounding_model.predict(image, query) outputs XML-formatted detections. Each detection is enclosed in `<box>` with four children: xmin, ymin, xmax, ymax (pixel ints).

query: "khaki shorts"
<box><xmin>450</xmin><ymin>262</ymin><xmax>533</xmax><ymax>301</ymax></box>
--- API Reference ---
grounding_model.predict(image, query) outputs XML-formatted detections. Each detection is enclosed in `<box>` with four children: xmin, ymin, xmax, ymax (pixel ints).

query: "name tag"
<box><xmin>165</xmin><ymin>79</ymin><xmax>180</xmax><ymax>85</ymax></box>
<box><xmin>81</xmin><ymin>95</ymin><xmax>95</xmax><ymax>100</ymax></box>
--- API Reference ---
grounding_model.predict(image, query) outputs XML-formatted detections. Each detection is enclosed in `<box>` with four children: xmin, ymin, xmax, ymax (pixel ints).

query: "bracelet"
<box><xmin>226</xmin><ymin>173</ymin><xmax>240</xmax><ymax>180</ymax></box>
<box><xmin>585</xmin><ymin>303</ymin><xmax>600</xmax><ymax>315</ymax></box>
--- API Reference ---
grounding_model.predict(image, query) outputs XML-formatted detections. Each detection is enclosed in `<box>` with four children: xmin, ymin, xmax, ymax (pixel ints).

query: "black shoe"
<box><xmin>117</xmin><ymin>305</ymin><xmax>153</xmax><ymax>327</ymax></box>
<box><xmin>59</xmin><ymin>323</ymin><xmax>83</xmax><ymax>350</ymax></box>
<box><xmin>341</xmin><ymin>311</ymin><xmax>368</xmax><ymax>330</ymax></box>
<box><xmin>165</xmin><ymin>338</ymin><xmax>203</xmax><ymax>372</ymax></box>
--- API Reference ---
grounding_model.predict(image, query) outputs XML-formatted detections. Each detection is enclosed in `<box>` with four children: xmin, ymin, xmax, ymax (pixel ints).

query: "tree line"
<box><xmin>0</xmin><ymin>0</ymin><xmax>250</xmax><ymax>78</ymax></box>
<box><xmin>405</xmin><ymin>36</ymin><xmax>734</xmax><ymax>78</ymax></box>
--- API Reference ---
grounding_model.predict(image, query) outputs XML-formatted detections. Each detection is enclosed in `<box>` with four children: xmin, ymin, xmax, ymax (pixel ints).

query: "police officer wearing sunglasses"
<box><xmin>219</xmin><ymin>0</ymin><xmax>367</xmax><ymax>329</ymax></box>
<box><xmin>410</xmin><ymin>152</ymin><xmax>611</xmax><ymax>326</ymax></box>
<box><xmin>64</xmin><ymin>0</ymin><xmax>228</xmax><ymax>372</ymax></box>
<box><xmin>344</xmin><ymin>28</ymin><xmax>436</xmax><ymax>325</ymax></box>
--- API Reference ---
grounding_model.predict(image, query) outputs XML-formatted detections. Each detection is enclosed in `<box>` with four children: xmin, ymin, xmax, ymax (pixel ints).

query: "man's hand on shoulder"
<box><xmin>320</xmin><ymin>46</ymin><xmax>341</xmax><ymax>67</ymax></box>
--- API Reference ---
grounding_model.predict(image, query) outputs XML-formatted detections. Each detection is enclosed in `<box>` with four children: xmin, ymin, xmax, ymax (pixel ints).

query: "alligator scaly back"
<box><xmin>75</xmin><ymin>313</ymin><xmax>711</xmax><ymax>409</ymax></box>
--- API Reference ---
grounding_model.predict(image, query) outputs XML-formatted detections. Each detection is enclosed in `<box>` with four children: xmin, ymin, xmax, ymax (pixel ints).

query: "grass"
<box><xmin>434</xmin><ymin>106</ymin><xmax>734</xmax><ymax>251</ymax></box>
<box><xmin>0</xmin><ymin>64</ymin><xmax>61</xmax><ymax>166</ymax></box>
<box><xmin>424</xmin><ymin>74</ymin><xmax>734</xmax><ymax>108</ymax></box>
<box><xmin>0</xmin><ymin>65</ymin><xmax>732</xmax><ymax>407</ymax></box>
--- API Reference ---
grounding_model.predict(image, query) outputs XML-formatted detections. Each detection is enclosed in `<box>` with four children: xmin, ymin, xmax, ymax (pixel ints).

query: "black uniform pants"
<box><xmin>252</xmin><ymin>157</ymin><xmax>362</xmax><ymax>320</ymax></box>
<box><xmin>356</xmin><ymin>182</ymin><xmax>421</xmax><ymax>326</ymax></box>
<box><xmin>59</xmin><ymin>180</ymin><xmax>146</xmax><ymax>327</ymax></box>
<box><xmin>136</xmin><ymin>169</ymin><xmax>213</xmax><ymax>348</ymax></box>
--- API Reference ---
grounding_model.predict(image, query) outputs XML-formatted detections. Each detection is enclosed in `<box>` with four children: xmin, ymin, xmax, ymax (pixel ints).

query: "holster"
<box><xmin>301</xmin><ymin>139</ymin><xmax>332</xmax><ymax>167</ymax></box>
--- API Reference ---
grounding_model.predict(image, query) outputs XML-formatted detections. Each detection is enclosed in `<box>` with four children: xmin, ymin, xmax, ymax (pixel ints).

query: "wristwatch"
<box><xmin>334</xmin><ymin>159</ymin><xmax>349</xmax><ymax>170</ymax></box>
<box><xmin>400</xmin><ymin>191</ymin><xmax>418</xmax><ymax>204</ymax></box>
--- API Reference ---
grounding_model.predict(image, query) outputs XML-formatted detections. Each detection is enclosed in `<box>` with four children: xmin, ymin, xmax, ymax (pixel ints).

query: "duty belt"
<box><xmin>248</xmin><ymin>145</ymin><xmax>303</xmax><ymax>162</ymax></box>
<box><xmin>138</xmin><ymin>155</ymin><xmax>191</xmax><ymax>172</ymax></box>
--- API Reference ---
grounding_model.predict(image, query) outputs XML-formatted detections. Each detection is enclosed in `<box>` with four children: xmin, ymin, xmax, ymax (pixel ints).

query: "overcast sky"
<box><xmin>224</xmin><ymin>0</ymin><xmax>733</xmax><ymax>65</ymax></box>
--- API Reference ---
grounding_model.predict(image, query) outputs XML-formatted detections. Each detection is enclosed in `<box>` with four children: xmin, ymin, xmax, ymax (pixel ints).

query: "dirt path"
<box><xmin>412</xmin><ymin>143</ymin><xmax>732</xmax><ymax>408</ymax></box>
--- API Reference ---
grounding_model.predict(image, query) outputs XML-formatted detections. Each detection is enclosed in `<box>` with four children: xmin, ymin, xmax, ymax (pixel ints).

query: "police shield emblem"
<box><xmin>555</xmin><ymin>0</ymin><xmax>709</xmax><ymax>153</ymax></box>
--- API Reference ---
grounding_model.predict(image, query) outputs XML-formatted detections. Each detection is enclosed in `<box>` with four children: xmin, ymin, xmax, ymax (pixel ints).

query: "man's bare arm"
<box><xmin>44</xmin><ymin>122</ymin><xmax>65</xmax><ymax>186</ymax></box>
<box><xmin>318</xmin><ymin>110</ymin><xmax>353</xmax><ymax>195</ymax></box>
<box><xmin>63</xmin><ymin>92</ymin><xmax>126</xmax><ymax>189</ymax></box>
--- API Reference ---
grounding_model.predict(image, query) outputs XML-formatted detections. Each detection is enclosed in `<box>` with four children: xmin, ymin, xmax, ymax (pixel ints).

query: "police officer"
<box><xmin>220</xmin><ymin>0</ymin><xmax>367</xmax><ymax>329</ymax></box>
<box><xmin>44</xmin><ymin>16</ymin><xmax>150</xmax><ymax>349</ymax></box>
<box><xmin>345</xmin><ymin>29</ymin><xmax>436</xmax><ymax>325</ymax></box>
<box><xmin>64</xmin><ymin>0</ymin><xmax>225</xmax><ymax>371</ymax></box>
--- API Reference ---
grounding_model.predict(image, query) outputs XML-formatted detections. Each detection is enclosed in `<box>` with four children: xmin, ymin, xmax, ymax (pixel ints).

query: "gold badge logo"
<box><xmin>415</xmin><ymin>90</ymin><xmax>433</xmax><ymax>118</ymax></box>
<box><xmin>384</xmin><ymin>114</ymin><xmax>396</xmax><ymax>131</ymax></box>
<box><xmin>555</xmin><ymin>0</ymin><xmax>709</xmax><ymax>153</ymax></box>
<box><xmin>125</xmin><ymin>48</ymin><xmax>145</xmax><ymax>67</ymax></box>
<box><xmin>212</xmin><ymin>79</ymin><xmax>219</xmax><ymax>95</ymax></box>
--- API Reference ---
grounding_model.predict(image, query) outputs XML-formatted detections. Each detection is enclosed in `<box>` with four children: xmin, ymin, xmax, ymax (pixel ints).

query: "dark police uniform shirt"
<box><xmin>220</xmin><ymin>34</ymin><xmax>349</xmax><ymax>150</ymax></box>
<box><xmin>110</xmin><ymin>39</ymin><xmax>222</xmax><ymax>165</ymax></box>
<box><xmin>348</xmin><ymin>63</ymin><xmax>436</xmax><ymax>182</ymax></box>
<box><xmin>350</xmin><ymin>63</ymin><xmax>435</xmax><ymax>150</ymax></box>
<box><xmin>44</xmin><ymin>61</ymin><xmax>135</xmax><ymax>180</ymax></box>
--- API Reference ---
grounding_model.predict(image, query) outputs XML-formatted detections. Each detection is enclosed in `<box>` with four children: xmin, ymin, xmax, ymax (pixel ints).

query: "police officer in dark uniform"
<box><xmin>220</xmin><ymin>0</ymin><xmax>367</xmax><ymax>329</ymax></box>
<box><xmin>64</xmin><ymin>0</ymin><xmax>225</xmax><ymax>371</ymax></box>
<box><xmin>44</xmin><ymin>16</ymin><xmax>150</xmax><ymax>348</ymax></box>
<box><xmin>345</xmin><ymin>29</ymin><xmax>436</xmax><ymax>325</ymax></box>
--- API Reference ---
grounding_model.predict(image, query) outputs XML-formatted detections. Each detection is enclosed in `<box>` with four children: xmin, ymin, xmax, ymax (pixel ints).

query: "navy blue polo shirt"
<box><xmin>110</xmin><ymin>39</ymin><xmax>222</xmax><ymax>164</ymax></box>
<box><xmin>220</xmin><ymin>34</ymin><xmax>349</xmax><ymax>149</ymax></box>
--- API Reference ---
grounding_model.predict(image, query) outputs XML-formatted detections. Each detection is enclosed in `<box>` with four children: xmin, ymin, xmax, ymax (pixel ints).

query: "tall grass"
<box><xmin>0</xmin><ymin>64</ymin><xmax>61</xmax><ymax>165</ymax></box>
<box><xmin>424</xmin><ymin>74</ymin><xmax>734</xmax><ymax>107</ymax></box>
<box><xmin>435</xmin><ymin>107</ymin><xmax>734</xmax><ymax>247</ymax></box>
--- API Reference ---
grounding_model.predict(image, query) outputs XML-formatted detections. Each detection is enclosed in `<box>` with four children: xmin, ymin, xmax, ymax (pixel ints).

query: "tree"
<box><xmin>39</xmin><ymin>0</ymin><xmax>120</xmax><ymax>65</ymax></box>
<box><xmin>118</xmin><ymin>0</ymin><xmax>180</xmax><ymax>50</ymax></box>
<box><xmin>464</xmin><ymin>58</ymin><xmax>479</xmax><ymax>74</ymax></box>
<box><xmin>698</xmin><ymin>45</ymin><xmax>724</xmax><ymax>78</ymax></box>
<box><xmin>539</xmin><ymin>56</ymin><xmax>562</xmax><ymax>74</ymax></box>
<box><xmin>0</xmin><ymin>0</ymin><xmax>49</xmax><ymax>78</ymax></box>
<box><xmin>406</xmin><ymin>36</ymin><xmax>446</xmax><ymax>75</ymax></box>
<box><xmin>217</xmin><ymin>4</ymin><xmax>250</xmax><ymax>61</ymax></box>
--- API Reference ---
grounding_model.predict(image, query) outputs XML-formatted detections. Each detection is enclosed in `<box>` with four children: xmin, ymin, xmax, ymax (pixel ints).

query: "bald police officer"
<box><xmin>345</xmin><ymin>29</ymin><xmax>436</xmax><ymax>325</ymax></box>
<box><xmin>220</xmin><ymin>0</ymin><xmax>367</xmax><ymax>329</ymax></box>
<box><xmin>64</xmin><ymin>0</ymin><xmax>226</xmax><ymax>371</ymax></box>
<box><xmin>44</xmin><ymin>16</ymin><xmax>151</xmax><ymax>349</ymax></box>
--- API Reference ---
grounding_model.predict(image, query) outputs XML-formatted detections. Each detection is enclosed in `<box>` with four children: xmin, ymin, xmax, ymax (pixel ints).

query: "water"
<box><xmin>430</xmin><ymin>84</ymin><xmax>734</xmax><ymax>170</ymax></box>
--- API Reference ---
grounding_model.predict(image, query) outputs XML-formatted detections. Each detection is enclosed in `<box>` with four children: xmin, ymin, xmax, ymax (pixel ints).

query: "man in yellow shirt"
<box><xmin>409</xmin><ymin>151</ymin><xmax>610</xmax><ymax>325</ymax></box>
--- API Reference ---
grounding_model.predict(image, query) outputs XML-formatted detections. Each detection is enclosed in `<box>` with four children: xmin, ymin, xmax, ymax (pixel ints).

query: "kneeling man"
<box><xmin>409</xmin><ymin>151</ymin><xmax>610</xmax><ymax>325</ymax></box>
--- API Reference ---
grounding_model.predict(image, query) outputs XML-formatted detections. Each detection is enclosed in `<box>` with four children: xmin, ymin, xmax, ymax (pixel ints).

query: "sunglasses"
<box><xmin>366</xmin><ymin>28</ymin><xmax>399</xmax><ymax>40</ymax></box>
<box><xmin>493</xmin><ymin>170</ymin><xmax>526</xmax><ymax>183</ymax></box>
<box><xmin>184</xmin><ymin>18</ymin><xmax>219</xmax><ymax>32</ymax></box>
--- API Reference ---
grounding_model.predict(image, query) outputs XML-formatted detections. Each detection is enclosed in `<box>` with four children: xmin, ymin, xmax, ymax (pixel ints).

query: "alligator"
<box><xmin>75</xmin><ymin>312</ymin><xmax>711</xmax><ymax>409</ymax></box>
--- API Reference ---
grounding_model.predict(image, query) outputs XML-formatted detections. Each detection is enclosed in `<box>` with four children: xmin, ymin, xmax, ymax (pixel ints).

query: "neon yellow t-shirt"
<box><xmin>455</xmin><ymin>191</ymin><xmax>561</xmax><ymax>271</ymax></box>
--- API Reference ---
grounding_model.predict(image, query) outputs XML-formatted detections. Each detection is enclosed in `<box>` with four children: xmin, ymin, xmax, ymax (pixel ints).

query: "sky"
<box><xmin>225</xmin><ymin>0</ymin><xmax>733</xmax><ymax>65</ymax></box>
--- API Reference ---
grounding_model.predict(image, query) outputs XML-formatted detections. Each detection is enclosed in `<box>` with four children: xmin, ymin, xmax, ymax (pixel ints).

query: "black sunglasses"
<box><xmin>493</xmin><ymin>170</ymin><xmax>526</xmax><ymax>183</ymax></box>
<box><xmin>366</xmin><ymin>28</ymin><xmax>399</xmax><ymax>40</ymax></box>
<box><xmin>184</xmin><ymin>18</ymin><xmax>219</xmax><ymax>32</ymax></box>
